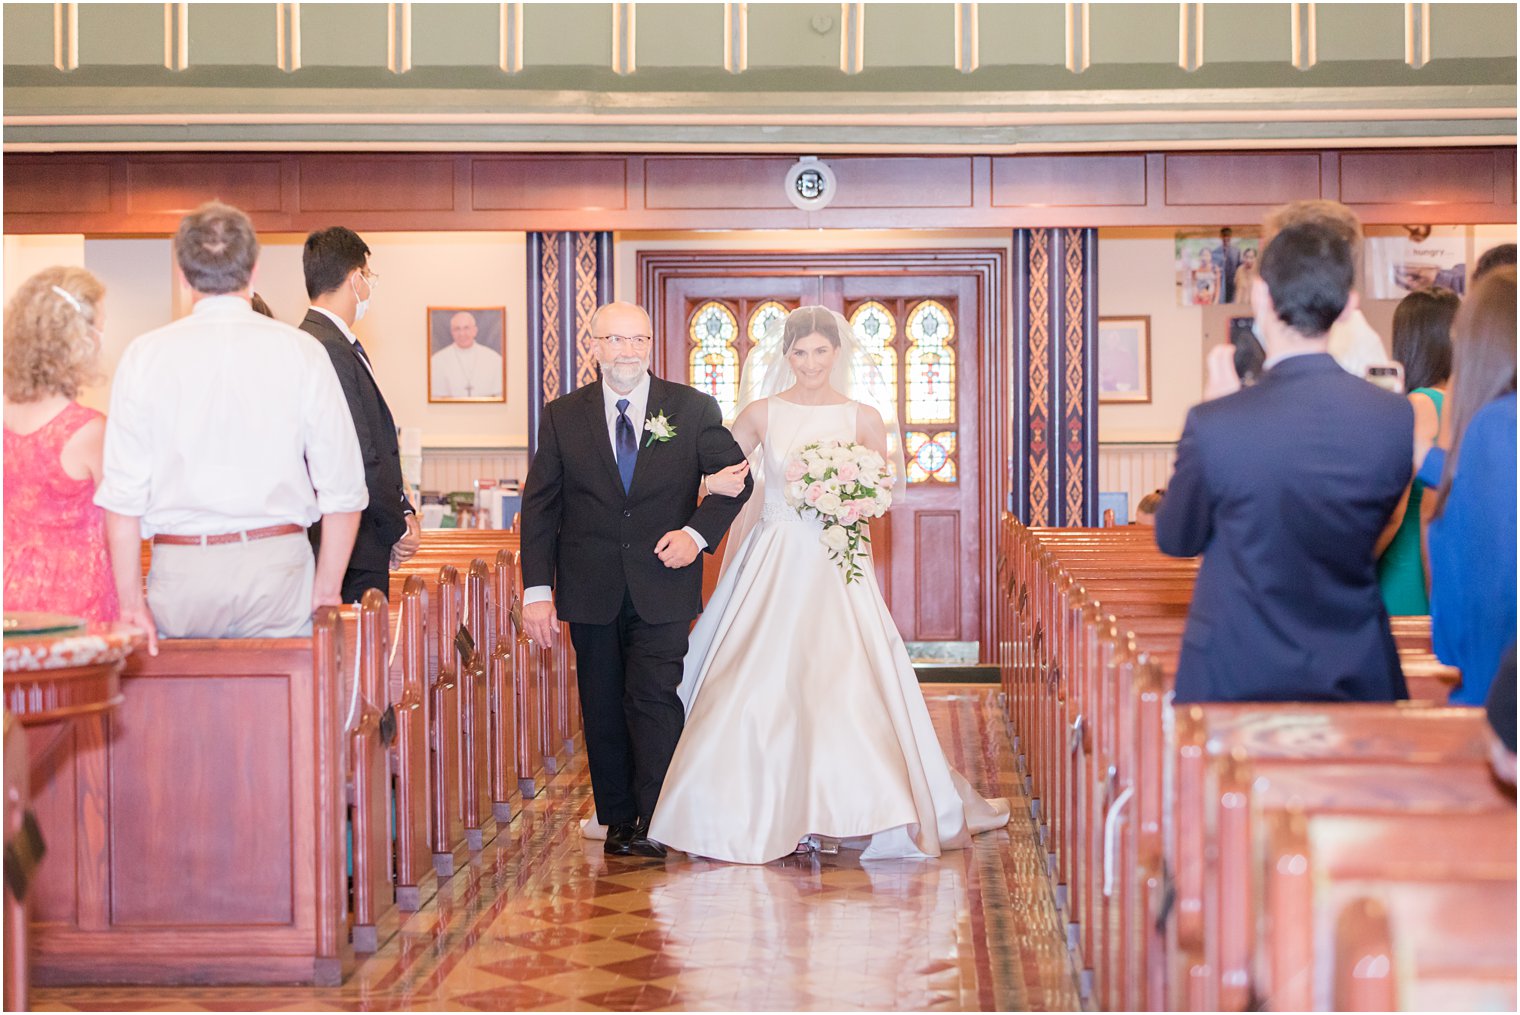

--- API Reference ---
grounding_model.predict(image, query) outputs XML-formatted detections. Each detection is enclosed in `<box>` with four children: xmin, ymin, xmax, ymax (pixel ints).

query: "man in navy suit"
<box><xmin>1156</xmin><ymin>220</ymin><xmax>1413</xmax><ymax>703</ymax></box>
<box><xmin>301</xmin><ymin>227</ymin><xmax>420</xmax><ymax>602</ymax></box>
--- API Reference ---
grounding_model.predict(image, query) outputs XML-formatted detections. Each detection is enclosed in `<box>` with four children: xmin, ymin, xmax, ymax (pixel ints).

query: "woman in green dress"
<box><xmin>1377</xmin><ymin>286</ymin><xmax>1459</xmax><ymax>614</ymax></box>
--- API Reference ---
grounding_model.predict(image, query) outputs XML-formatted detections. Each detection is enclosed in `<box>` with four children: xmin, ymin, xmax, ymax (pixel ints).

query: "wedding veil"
<box><xmin>719</xmin><ymin>305</ymin><xmax>907</xmax><ymax>575</ymax></box>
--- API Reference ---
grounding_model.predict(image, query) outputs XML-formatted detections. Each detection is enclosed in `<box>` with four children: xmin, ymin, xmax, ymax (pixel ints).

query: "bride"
<box><xmin>643</xmin><ymin>305</ymin><xmax>1011</xmax><ymax>864</ymax></box>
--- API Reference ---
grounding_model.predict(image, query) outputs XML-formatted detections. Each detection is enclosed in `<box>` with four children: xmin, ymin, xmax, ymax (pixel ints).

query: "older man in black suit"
<box><xmin>300</xmin><ymin>227</ymin><xmax>419</xmax><ymax>602</ymax></box>
<box><xmin>520</xmin><ymin>301</ymin><xmax>753</xmax><ymax>858</ymax></box>
<box><xmin>1156</xmin><ymin>220</ymin><xmax>1413</xmax><ymax>703</ymax></box>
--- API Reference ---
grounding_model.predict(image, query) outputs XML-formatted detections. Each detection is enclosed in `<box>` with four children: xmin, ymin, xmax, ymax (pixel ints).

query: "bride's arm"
<box><xmin>856</xmin><ymin>403</ymin><xmax>890</xmax><ymax>459</ymax></box>
<box><xmin>703</xmin><ymin>401</ymin><xmax>765</xmax><ymax>498</ymax></box>
<box><xmin>729</xmin><ymin>400</ymin><xmax>765</xmax><ymax>459</ymax></box>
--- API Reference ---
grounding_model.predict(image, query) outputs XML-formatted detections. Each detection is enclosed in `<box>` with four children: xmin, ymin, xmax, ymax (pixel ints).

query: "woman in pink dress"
<box><xmin>4</xmin><ymin>267</ymin><xmax>119</xmax><ymax>622</ymax></box>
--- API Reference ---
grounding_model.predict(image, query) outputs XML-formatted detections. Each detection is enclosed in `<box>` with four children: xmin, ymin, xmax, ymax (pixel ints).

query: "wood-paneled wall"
<box><xmin>5</xmin><ymin>149</ymin><xmax>1514</xmax><ymax>235</ymax></box>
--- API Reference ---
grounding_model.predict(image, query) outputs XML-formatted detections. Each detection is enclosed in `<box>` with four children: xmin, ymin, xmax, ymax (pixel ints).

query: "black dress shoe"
<box><xmin>626</xmin><ymin>817</ymin><xmax>668</xmax><ymax>859</ymax></box>
<box><xmin>605</xmin><ymin>821</ymin><xmax>638</xmax><ymax>857</ymax></box>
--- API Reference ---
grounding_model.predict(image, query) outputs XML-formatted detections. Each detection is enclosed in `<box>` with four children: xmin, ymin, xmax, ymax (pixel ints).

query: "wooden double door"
<box><xmin>644</xmin><ymin>255</ymin><xmax>987</xmax><ymax>647</ymax></box>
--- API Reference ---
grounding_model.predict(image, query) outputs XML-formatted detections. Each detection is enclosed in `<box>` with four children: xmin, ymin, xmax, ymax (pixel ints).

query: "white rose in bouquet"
<box><xmin>784</xmin><ymin>439</ymin><xmax>893</xmax><ymax>583</ymax></box>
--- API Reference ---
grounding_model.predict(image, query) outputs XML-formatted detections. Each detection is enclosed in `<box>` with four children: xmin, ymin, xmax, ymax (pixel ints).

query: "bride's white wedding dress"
<box><xmin>645</xmin><ymin>396</ymin><xmax>1010</xmax><ymax>864</ymax></box>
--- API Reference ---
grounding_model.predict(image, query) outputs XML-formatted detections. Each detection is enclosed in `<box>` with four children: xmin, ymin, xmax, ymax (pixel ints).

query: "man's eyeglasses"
<box><xmin>361</xmin><ymin>269</ymin><xmax>380</xmax><ymax>289</ymax></box>
<box><xmin>596</xmin><ymin>334</ymin><xmax>652</xmax><ymax>349</ymax></box>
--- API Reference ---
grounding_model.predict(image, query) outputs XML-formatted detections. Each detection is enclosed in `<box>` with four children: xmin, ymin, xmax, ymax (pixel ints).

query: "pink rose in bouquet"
<box><xmin>782</xmin><ymin>440</ymin><xmax>898</xmax><ymax>583</ymax></box>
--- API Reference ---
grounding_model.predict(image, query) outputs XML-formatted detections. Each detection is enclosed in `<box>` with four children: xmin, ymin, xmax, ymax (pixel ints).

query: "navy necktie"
<box><xmin>615</xmin><ymin>398</ymin><xmax>637</xmax><ymax>494</ymax></box>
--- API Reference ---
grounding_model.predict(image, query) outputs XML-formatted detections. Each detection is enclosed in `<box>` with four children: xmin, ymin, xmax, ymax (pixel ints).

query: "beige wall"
<box><xmin>1095</xmin><ymin>229</ymin><xmax>1204</xmax><ymax>443</ymax></box>
<box><xmin>5</xmin><ymin>231</ymin><xmax>530</xmax><ymax>448</ymax></box>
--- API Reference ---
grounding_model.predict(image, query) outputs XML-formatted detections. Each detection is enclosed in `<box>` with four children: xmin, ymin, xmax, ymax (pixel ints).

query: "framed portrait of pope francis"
<box><xmin>427</xmin><ymin>306</ymin><xmax>507</xmax><ymax>403</ymax></box>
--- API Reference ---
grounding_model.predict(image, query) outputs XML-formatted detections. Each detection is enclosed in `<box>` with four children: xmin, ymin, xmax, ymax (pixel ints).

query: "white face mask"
<box><xmin>351</xmin><ymin>271</ymin><xmax>374</xmax><ymax>324</ymax></box>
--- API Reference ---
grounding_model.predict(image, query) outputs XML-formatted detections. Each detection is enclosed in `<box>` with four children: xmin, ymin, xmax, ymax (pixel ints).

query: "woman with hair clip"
<box><xmin>646</xmin><ymin>305</ymin><xmax>1010</xmax><ymax>864</ymax></box>
<box><xmin>1420</xmin><ymin>267</ymin><xmax>1516</xmax><ymax>705</ymax></box>
<box><xmin>1376</xmin><ymin>286</ymin><xmax>1459</xmax><ymax>615</ymax></box>
<box><xmin>3</xmin><ymin>266</ymin><xmax>119</xmax><ymax>621</ymax></box>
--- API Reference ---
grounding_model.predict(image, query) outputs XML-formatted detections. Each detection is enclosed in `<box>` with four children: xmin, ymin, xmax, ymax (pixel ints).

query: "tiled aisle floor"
<box><xmin>34</xmin><ymin>686</ymin><xmax>1080</xmax><ymax>1012</ymax></box>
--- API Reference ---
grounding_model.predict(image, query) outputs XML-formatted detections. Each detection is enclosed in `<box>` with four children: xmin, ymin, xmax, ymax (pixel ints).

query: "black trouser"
<box><xmin>569</xmin><ymin>590</ymin><xmax>689</xmax><ymax>825</ymax></box>
<box><xmin>342</xmin><ymin>567</ymin><xmax>389</xmax><ymax>604</ymax></box>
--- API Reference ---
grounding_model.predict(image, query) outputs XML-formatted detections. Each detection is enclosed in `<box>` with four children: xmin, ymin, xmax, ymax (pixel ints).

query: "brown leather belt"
<box><xmin>152</xmin><ymin>523</ymin><xmax>304</xmax><ymax>546</ymax></box>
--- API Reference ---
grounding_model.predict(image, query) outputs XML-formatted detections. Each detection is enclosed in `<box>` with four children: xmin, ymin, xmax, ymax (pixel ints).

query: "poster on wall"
<box><xmin>1175</xmin><ymin>227</ymin><xmax>1262</xmax><ymax>307</ymax></box>
<box><xmin>1365</xmin><ymin>226</ymin><xmax>1469</xmax><ymax>299</ymax></box>
<box><xmin>1098</xmin><ymin>316</ymin><xmax>1151</xmax><ymax>404</ymax></box>
<box><xmin>427</xmin><ymin>307</ymin><xmax>507</xmax><ymax>403</ymax></box>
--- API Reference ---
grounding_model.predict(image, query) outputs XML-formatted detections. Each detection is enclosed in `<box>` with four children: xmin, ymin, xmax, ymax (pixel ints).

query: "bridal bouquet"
<box><xmin>783</xmin><ymin>440</ymin><xmax>895</xmax><ymax>583</ymax></box>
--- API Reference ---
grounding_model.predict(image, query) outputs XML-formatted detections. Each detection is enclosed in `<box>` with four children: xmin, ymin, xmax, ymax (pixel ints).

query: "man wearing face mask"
<box><xmin>300</xmin><ymin>226</ymin><xmax>420</xmax><ymax>602</ymax></box>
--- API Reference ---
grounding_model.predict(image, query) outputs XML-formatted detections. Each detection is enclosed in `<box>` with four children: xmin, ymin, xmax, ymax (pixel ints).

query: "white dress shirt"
<box><xmin>95</xmin><ymin>295</ymin><xmax>369</xmax><ymax>536</ymax></box>
<box><xmin>1326</xmin><ymin>308</ymin><xmax>1389</xmax><ymax>380</ymax></box>
<box><xmin>430</xmin><ymin>342</ymin><xmax>504</xmax><ymax>398</ymax></box>
<box><xmin>523</xmin><ymin>372</ymin><xmax>706</xmax><ymax>607</ymax></box>
<box><xmin>309</xmin><ymin>305</ymin><xmax>377</xmax><ymax>382</ymax></box>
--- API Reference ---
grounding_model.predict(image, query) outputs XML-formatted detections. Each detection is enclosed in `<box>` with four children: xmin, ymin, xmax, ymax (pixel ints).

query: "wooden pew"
<box><xmin>489</xmin><ymin>551</ymin><xmax>521</xmax><ymax>821</ymax></box>
<box><xmin>348</xmin><ymin>591</ymin><xmax>397</xmax><ymax>954</ymax></box>
<box><xmin>28</xmin><ymin>612</ymin><xmax>351</xmax><ymax>985</ymax></box>
<box><xmin>395</xmin><ymin>530</ymin><xmax>576</xmax><ymax>786</ymax></box>
<box><xmin>4</xmin><ymin>712</ymin><xmax>30</xmax><ymax>1011</ymax></box>
<box><xmin>996</xmin><ymin>518</ymin><xmax>1514</xmax><ymax>1014</ymax></box>
<box><xmin>428</xmin><ymin>566</ymin><xmax>467</xmax><ymax>875</ymax></box>
<box><xmin>1264</xmin><ymin>811</ymin><xmax>1517</xmax><ymax>1011</ymax></box>
<box><xmin>458</xmin><ymin>561</ymin><xmax>495</xmax><ymax>850</ymax></box>
<box><xmin>390</xmin><ymin>576</ymin><xmax>434</xmax><ymax>911</ymax></box>
<box><xmin>1211</xmin><ymin>752</ymin><xmax>1509</xmax><ymax>1011</ymax></box>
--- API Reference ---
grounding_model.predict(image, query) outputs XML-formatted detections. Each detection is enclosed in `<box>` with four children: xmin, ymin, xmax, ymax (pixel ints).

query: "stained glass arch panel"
<box><xmin>905</xmin><ymin>300</ymin><xmax>956</xmax><ymax>426</ymax></box>
<box><xmin>688</xmin><ymin>300</ymin><xmax>740</xmax><ymax>418</ymax></box>
<box><xmin>849</xmin><ymin>300</ymin><xmax>900</xmax><ymax>407</ymax></box>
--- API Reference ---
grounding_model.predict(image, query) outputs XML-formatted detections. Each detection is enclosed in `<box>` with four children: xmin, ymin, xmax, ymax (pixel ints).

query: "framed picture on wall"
<box><xmin>427</xmin><ymin>307</ymin><xmax>507</xmax><ymax>403</ymax></box>
<box><xmin>1098</xmin><ymin>316</ymin><xmax>1151</xmax><ymax>404</ymax></box>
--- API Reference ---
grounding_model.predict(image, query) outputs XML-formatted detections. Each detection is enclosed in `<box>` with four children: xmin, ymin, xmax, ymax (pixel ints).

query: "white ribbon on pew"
<box><xmin>1103</xmin><ymin>784</ymin><xmax>1135</xmax><ymax>898</ymax></box>
<box><xmin>344</xmin><ymin>623</ymin><xmax>363</xmax><ymax>733</ymax></box>
<box><xmin>387</xmin><ymin>607</ymin><xmax>403</xmax><ymax>672</ymax></box>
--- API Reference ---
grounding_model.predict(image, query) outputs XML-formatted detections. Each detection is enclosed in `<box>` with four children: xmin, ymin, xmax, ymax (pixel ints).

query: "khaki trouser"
<box><xmin>147</xmin><ymin>533</ymin><xmax>315</xmax><ymax>639</ymax></box>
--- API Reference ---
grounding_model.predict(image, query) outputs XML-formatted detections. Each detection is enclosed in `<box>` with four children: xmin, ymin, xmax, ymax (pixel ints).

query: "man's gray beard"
<box><xmin>606</xmin><ymin>363</ymin><xmax>647</xmax><ymax>392</ymax></box>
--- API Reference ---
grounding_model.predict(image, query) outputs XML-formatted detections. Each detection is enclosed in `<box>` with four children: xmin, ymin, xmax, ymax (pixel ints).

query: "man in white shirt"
<box><xmin>1204</xmin><ymin>200</ymin><xmax>1392</xmax><ymax>400</ymax></box>
<box><xmin>429</xmin><ymin>311</ymin><xmax>504</xmax><ymax>399</ymax></box>
<box><xmin>96</xmin><ymin>202</ymin><xmax>369</xmax><ymax>652</ymax></box>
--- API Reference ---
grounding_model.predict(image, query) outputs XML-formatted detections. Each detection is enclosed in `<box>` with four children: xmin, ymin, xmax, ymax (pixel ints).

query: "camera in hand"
<box><xmin>1228</xmin><ymin>316</ymin><xmax>1265</xmax><ymax>385</ymax></box>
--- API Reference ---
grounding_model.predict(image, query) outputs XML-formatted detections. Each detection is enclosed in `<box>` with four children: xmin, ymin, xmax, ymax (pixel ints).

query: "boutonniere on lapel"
<box><xmin>643</xmin><ymin>411</ymin><xmax>676</xmax><ymax>448</ymax></box>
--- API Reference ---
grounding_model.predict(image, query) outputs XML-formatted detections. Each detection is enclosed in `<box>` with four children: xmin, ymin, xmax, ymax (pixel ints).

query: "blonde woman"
<box><xmin>3</xmin><ymin>267</ymin><xmax>118</xmax><ymax>621</ymax></box>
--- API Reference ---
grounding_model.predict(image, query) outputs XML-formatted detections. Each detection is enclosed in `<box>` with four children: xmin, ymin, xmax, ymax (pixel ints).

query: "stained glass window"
<box><xmin>905</xmin><ymin>300</ymin><xmax>956</xmax><ymax>425</ymax></box>
<box><xmin>748</xmin><ymin>301</ymin><xmax>789</xmax><ymax>346</ymax></box>
<box><xmin>688</xmin><ymin>301</ymin><xmax>740</xmax><ymax>418</ymax></box>
<box><xmin>904</xmin><ymin>430</ymin><xmax>958</xmax><ymax>484</ymax></box>
<box><xmin>848</xmin><ymin>301</ymin><xmax>899</xmax><ymax>407</ymax></box>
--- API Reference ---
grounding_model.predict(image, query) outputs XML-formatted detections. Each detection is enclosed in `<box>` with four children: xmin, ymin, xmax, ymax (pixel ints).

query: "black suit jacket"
<box><xmin>1156</xmin><ymin>354</ymin><xmax>1413</xmax><ymax>704</ymax></box>
<box><xmin>520</xmin><ymin>376</ymin><xmax>753</xmax><ymax>626</ymax></box>
<box><xmin>301</xmin><ymin>309</ymin><xmax>412</xmax><ymax>573</ymax></box>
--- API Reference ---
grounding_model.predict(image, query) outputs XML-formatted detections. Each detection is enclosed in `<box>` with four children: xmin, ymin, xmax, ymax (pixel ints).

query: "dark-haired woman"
<box><xmin>1376</xmin><ymin>286</ymin><xmax>1458</xmax><ymax>614</ymax></box>
<box><xmin>1422</xmin><ymin>268</ymin><xmax>1516</xmax><ymax>705</ymax></box>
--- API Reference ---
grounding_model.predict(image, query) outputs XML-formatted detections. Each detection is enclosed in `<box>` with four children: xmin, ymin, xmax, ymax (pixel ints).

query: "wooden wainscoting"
<box><xmin>420</xmin><ymin>448</ymin><xmax>529</xmax><ymax>495</ymax></box>
<box><xmin>1097</xmin><ymin>442</ymin><xmax>1178</xmax><ymax>524</ymax></box>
